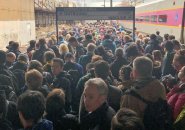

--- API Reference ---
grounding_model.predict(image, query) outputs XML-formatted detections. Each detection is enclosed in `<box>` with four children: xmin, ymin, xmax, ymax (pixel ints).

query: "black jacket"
<box><xmin>80</xmin><ymin>102</ymin><xmax>115</xmax><ymax>130</ymax></box>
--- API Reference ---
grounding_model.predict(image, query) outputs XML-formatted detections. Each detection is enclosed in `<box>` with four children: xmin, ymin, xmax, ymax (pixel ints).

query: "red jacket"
<box><xmin>167</xmin><ymin>83</ymin><xmax>185</xmax><ymax>119</ymax></box>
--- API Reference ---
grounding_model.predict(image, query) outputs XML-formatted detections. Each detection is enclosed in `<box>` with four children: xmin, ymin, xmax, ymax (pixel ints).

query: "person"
<box><xmin>110</xmin><ymin>48</ymin><xmax>128</xmax><ymax>81</ymax></box>
<box><xmin>51</xmin><ymin>58</ymin><xmax>72</xmax><ymax>112</ymax></box>
<box><xmin>101</xmin><ymin>34</ymin><xmax>116</xmax><ymax>54</ymax></box>
<box><xmin>156</xmin><ymin>31</ymin><xmax>163</xmax><ymax>44</ymax></box>
<box><xmin>27</xmin><ymin>40</ymin><xmax>36</xmax><ymax>61</ymax></box>
<box><xmin>17</xmin><ymin>91</ymin><xmax>53</xmax><ymax>130</ymax></box>
<box><xmin>167</xmin><ymin>66</ymin><xmax>185</xmax><ymax>119</ymax></box>
<box><xmin>5</xmin><ymin>52</ymin><xmax>16</xmax><ymax>68</ymax></box>
<box><xmin>45</xmin><ymin>89</ymin><xmax>79</xmax><ymax>130</ymax></box>
<box><xmin>0</xmin><ymin>90</ymin><xmax>13</xmax><ymax>130</ymax></box>
<box><xmin>118</xmin><ymin>65</ymin><xmax>133</xmax><ymax>93</ymax></box>
<box><xmin>121</xmin><ymin>56</ymin><xmax>166</xmax><ymax>118</ymax></box>
<box><xmin>25</xmin><ymin>69</ymin><xmax>50</xmax><ymax>97</ymax></box>
<box><xmin>7</xmin><ymin>42</ymin><xmax>21</xmax><ymax>60</ymax></box>
<box><xmin>79</xmin><ymin>78</ymin><xmax>115</xmax><ymax>130</ymax></box>
<box><xmin>78</xmin><ymin>43</ymin><xmax>96</xmax><ymax>73</ymax></box>
<box><xmin>94</xmin><ymin>60</ymin><xmax>122</xmax><ymax>111</ymax></box>
<box><xmin>82</xmin><ymin>34</ymin><xmax>95</xmax><ymax>47</ymax></box>
<box><xmin>43</xmin><ymin>51</ymin><xmax>56</xmax><ymax>74</ymax></box>
<box><xmin>145</xmin><ymin>34</ymin><xmax>161</xmax><ymax>54</ymax></box>
<box><xmin>162</xmin><ymin>40</ymin><xmax>176</xmax><ymax>77</ymax></box>
<box><xmin>111</xmin><ymin>108</ymin><xmax>144</xmax><ymax>130</ymax></box>
<box><xmin>32</xmin><ymin>38</ymin><xmax>50</xmax><ymax>64</ymax></box>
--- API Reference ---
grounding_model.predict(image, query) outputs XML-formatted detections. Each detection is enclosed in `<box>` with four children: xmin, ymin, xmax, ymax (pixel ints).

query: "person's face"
<box><xmin>178</xmin><ymin>67</ymin><xmax>185</xmax><ymax>82</ymax></box>
<box><xmin>83</xmin><ymin>85</ymin><xmax>105</xmax><ymax>112</ymax></box>
<box><xmin>172</xmin><ymin>59</ymin><xmax>182</xmax><ymax>72</ymax></box>
<box><xmin>51</xmin><ymin>62</ymin><xmax>62</xmax><ymax>76</ymax></box>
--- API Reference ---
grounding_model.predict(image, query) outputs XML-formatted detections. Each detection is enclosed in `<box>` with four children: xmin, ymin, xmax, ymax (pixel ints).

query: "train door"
<box><xmin>180</xmin><ymin>1</ymin><xmax>185</xmax><ymax>44</ymax></box>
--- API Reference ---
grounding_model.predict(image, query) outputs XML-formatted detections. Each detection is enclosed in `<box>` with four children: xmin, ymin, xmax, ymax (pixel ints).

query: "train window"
<box><xmin>158</xmin><ymin>15</ymin><xmax>167</xmax><ymax>23</ymax></box>
<box><xmin>144</xmin><ymin>16</ymin><xmax>150</xmax><ymax>22</ymax></box>
<box><xmin>151</xmin><ymin>15</ymin><xmax>157</xmax><ymax>22</ymax></box>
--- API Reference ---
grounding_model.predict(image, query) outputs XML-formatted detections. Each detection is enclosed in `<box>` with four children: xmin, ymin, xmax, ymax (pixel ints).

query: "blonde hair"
<box><xmin>59</xmin><ymin>44</ymin><xmax>69</xmax><ymax>54</ymax></box>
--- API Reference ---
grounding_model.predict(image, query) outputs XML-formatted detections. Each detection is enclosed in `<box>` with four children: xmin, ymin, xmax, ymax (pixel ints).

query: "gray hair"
<box><xmin>85</xmin><ymin>78</ymin><xmax>108</xmax><ymax>97</ymax></box>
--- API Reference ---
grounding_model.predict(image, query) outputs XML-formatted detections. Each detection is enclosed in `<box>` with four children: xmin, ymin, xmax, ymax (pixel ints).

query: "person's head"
<box><xmin>156</xmin><ymin>31</ymin><xmax>160</xmax><ymax>35</ymax></box>
<box><xmin>51</xmin><ymin>58</ymin><xmax>64</xmax><ymax>76</ymax></box>
<box><xmin>125</xmin><ymin>44</ymin><xmax>140</xmax><ymax>62</ymax></box>
<box><xmin>6</xmin><ymin>52</ymin><xmax>16</xmax><ymax>63</ymax></box>
<box><xmin>168</xmin><ymin>35</ymin><xmax>175</xmax><ymax>40</ymax></box>
<box><xmin>173</xmin><ymin>49</ymin><xmax>185</xmax><ymax>72</ymax></box>
<box><xmin>94</xmin><ymin>60</ymin><xmax>110</xmax><ymax>80</ymax></box>
<box><xmin>59</xmin><ymin>44</ymin><xmax>69</xmax><ymax>54</ymax></box>
<box><xmin>68</xmin><ymin>37</ymin><xmax>78</xmax><ymax>47</ymax></box>
<box><xmin>0</xmin><ymin>90</ymin><xmax>7</xmax><ymax>119</ymax></box>
<box><xmin>83</xmin><ymin>78</ymin><xmax>108</xmax><ymax>112</ymax></box>
<box><xmin>17</xmin><ymin>91</ymin><xmax>45</xmax><ymax>128</ymax></box>
<box><xmin>164</xmin><ymin>40</ymin><xmax>174</xmax><ymax>52</ymax></box>
<box><xmin>25</xmin><ymin>69</ymin><xmax>43</xmax><ymax>90</ymax></box>
<box><xmin>29</xmin><ymin>40</ymin><xmax>36</xmax><ymax>48</ymax></box>
<box><xmin>178</xmin><ymin>66</ymin><xmax>185</xmax><ymax>83</ymax></box>
<box><xmin>44</xmin><ymin>51</ymin><xmax>55</xmax><ymax>63</ymax></box>
<box><xmin>11</xmin><ymin>42</ymin><xmax>19</xmax><ymax>51</ymax></box>
<box><xmin>28</xmin><ymin>60</ymin><xmax>43</xmax><ymax>73</ymax></box>
<box><xmin>119</xmin><ymin>65</ymin><xmax>132</xmax><ymax>81</ymax></box>
<box><xmin>150</xmin><ymin>34</ymin><xmax>156</xmax><ymax>40</ymax></box>
<box><xmin>111</xmin><ymin>108</ymin><xmax>144</xmax><ymax>130</ymax></box>
<box><xmin>104</xmin><ymin>34</ymin><xmax>111</xmax><ymax>40</ymax></box>
<box><xmin>124</xmin><ymin>35</ymin><xmax>132</xmax><ymax>43</ymax></box>
<box><xmin>87</xmin><ymin>43</ymin><xmax>96</xmax><ymax>53</ymax></box>
<box><xmin>164</xmin><ymin>34</ymin><xmax>169</xmax><ymax>41</ymax></box>
<box><xmin>85</xmin><ymin>34</ymin><xmax>92</xmax><ymax>40</ymax></box>
<box><xmin>152</xmin><ymin>50</ymin><xmax>162</xmax><ymax>61</ymax></box>
<box><xmin>115</xmin><ymin>48</ymin><xmax>124</xmax><ymax>58</ymax></box>
<box><xmin>172</xmin><ymin>39</ymin><xmax>181</xmax><ymax>52</ymax></box>
<box><xmin>133</xmin><ymin>56</ymin><xmax>153</xmax><ymax>79</ymax></box>
<box><xmin>0</xmin><ymin>50</ymin><xmax>7</xmax><ymax>65</ymax></box>
<box><xmin>46</xmin><ymin>89</ymin><xmax>65</xmax><ymax>115</ymax></box>
<box><xmin>64</xmin><ymin>52</ymin><xmax>75</xmax><ymax>62</ymax></box>
<box><xmin>17</xmin><ymin>53</ymin><xmax>29</xmax><ymax>64</ymax></box>
<box><xmin>91</xmin><ymin>55</ymin><xmax>103</xmax><ymax>63</ymax></box>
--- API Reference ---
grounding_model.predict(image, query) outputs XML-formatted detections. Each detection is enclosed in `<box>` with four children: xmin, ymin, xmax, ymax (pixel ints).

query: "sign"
<box><xmin>56</xmin><ymin>7</ymin><xmax>135</xmax><ymax>21</ymax></box>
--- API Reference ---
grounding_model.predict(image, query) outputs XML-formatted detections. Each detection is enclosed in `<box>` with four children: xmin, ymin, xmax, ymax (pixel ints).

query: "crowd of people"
<box><xmin>0</xmin><ymin>21</ymin><xmax>185</xmax><ymax>130</ymax></box>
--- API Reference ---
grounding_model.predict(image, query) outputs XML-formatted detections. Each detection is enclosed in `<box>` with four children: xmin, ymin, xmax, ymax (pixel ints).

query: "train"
<box><xmin>121</xmin><ymin>0</ymin><xmax>185</xmax><ymax>44</ymax></box>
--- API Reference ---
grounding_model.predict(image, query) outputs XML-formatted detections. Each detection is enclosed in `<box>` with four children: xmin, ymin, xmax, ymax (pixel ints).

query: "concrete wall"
<box><xmin>0</xmin><ymin>0</ymin><xmax>35</xmax><ymax>50</ymax></box>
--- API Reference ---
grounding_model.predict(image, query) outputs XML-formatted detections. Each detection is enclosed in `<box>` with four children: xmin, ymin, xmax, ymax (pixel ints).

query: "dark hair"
<box><xmin>17</xmin><ymin>53</ymin><xmax>29</xmax><ymax>63</ymax></box>
<box><xmin>11</xmin><ymin>42</ymin><xmax>19</xmax><ymax>50</ymax></box>
<box><xmin>168</xmin><ymin>35</ymin><xmax>175</xmax><ymax>40</ymax></box>
<box><xmin>164</xmin><ymin>34</ymin><xmax>169</xmax><ymax>40</ymax></box>
<box><xmin>94</xmin><ymin>60</ymin><xmax>110</xmax><ymax>80</ymax></box>
<box><xmin>111</xmin><ymin>108</ymin><xmax>144</xmax><ymax>130</ymax></box>
<box><xmin>115</xmin><ymin>48</ymin><xmax>124</xmax><ymax>58</ymax></box>
<box><xmin>52</xmin><ymin>58</ymin><xmax>64</xmax><ymax>68</ymax></box>
<box><xmin>29</xmin><ymin>40</ymin><xmax>36</xmax><ymax>48</ymax></box>
<box><xmin>104</xmin><ymin>34</ymin><xmax>111</xmax><ymax>40</ymax></box>
<box><xmin>150</xmin><ymin>34</ymin><xmax>156</xmax><ymax>40</ymax></box>
<box><xmin>125</xmin><ymin>44</ymin><xmax>140</xmax><ymax>58</ymax></box>
<box><xmin>119</xmin><ymin>65</ymin><xmax>132</xmax><ymax>81</ymax></box>
<box><xmin>17</xmin><ymin>91</ymin><xmax>45</xmax><ymax>122</ymax></box>
<box><xmin>156</xmin><ymin>31</ymin><xmax>160</xmax><ymax>35</ymax></box>
<box><xmin>0</xmin><ymin>50</ymin><xmax>6</xmax><ymax>64</ymax></box>
<box><xmin>68</xmin><ymin>37</ymin><xmax>77</xmax><ymax>43</ymax></box>
<box><xmin>85</xmin><ymin>34</ymin><xmax>92</xmax><ymax>40</ymax></box>
<box><xmin>174</xmin><ymin>49</ymin><xmax>185</xmax><ymax>66</ymax></box>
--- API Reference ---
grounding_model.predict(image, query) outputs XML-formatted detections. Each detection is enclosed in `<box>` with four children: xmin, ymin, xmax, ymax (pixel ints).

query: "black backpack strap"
<box><xmin>124</xmin><ymin>89</ymin><xmax>150</xmax><ymax>104</ymax></box>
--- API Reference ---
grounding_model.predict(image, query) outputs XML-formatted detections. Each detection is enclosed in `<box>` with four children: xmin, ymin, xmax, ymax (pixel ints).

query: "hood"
<box><xmin>32</xmin><ymin>119</ymin><xmax>53</xmax><ymax>130</ymax></box>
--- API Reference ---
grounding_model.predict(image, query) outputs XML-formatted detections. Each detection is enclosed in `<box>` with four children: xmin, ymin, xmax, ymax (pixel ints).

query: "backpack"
<box><xmin>125</xmin><ymin>89</ymin><xmax>174</xmax><ymax>130</ymax></box>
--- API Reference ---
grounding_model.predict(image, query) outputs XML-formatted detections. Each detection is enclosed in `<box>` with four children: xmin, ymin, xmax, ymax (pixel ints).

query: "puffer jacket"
<box><xmin>167</xmin><ymin>83</ymin><xmax>185</xmax><ymax>119</ymax></box>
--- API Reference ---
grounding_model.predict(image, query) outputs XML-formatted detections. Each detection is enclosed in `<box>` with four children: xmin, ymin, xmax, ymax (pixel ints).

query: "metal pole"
<box><xmin>110</xmin><ymin>0</ymin><xmax>112</xmax><ymax>7</ymax></box>
<box><xmin>84</xmin><ymin>0</ymin><xmax>85</xmax><ymax>7</ymax></box>
<box><xmin>133</xmin><ymin>7</ymin><xmax>135</xmax><ymax>42</ymax></box>
<box><xmin>104</xmin><ymin>0</ymin><xmax>105</xmax><ymax>7</ymax></box>
<box><xmin>56</xmin><ymin>8</ymin><xmax>59</xmax><ymax>44</ymax></box>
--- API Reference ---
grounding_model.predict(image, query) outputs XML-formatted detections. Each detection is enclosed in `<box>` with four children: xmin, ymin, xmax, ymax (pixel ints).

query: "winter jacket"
<box><xmin>80</xmin><ymin>102</ymin><xmax>115</xmax><ymax>130</ymax></box>
<box><xmin>121</xmin><ymin>77</ymin><xmax>166</xmax><ymax>118</ymax></box>
<box><xmin>167</xmin><ymin>83</ymin><xmax>185</xmax><ymax>119</ymax></box>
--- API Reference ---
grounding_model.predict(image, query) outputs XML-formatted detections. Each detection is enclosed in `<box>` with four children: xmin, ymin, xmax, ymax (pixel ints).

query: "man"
<box><xmin>121</xmin><ymin>56</ymin><xmax>166</xmax><ymax>118</ymax></box>
<box><xmin>94</xmin><ymin>60</ymin><xmax>122</xmax><ymax>112</ymax></box>
<box><xmin>80</xmin><ymin>78</ymin><xmax>115</xmax><ymax>130</ymax></box>
<box><xmin>51</xmin><ymin>58</ymin><xmax>71</xmax><ymax>112</ymax></box>
<box><xmin>17</xmin><ymin>91</ymin><xmax>53</xmax><ymax>130</ymax></box>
